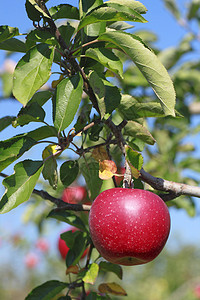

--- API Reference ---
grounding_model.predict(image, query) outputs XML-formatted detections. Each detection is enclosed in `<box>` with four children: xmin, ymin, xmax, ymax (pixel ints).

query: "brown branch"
<box><xmin>140</xmin><ymin>168</ymin><xmax>200</xmax><ymax>199</ymax></box>
<box><xmin>33</xmin><ymin>188</ymin><xmax>91</xmax><ymax>211</ymax></box>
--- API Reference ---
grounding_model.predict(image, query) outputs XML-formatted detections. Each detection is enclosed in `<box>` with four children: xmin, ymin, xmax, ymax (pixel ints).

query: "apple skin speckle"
<box><xmin>89</xmin><ymin>188</ymin><xmax>170</xmax><ymax>266</ymax></box>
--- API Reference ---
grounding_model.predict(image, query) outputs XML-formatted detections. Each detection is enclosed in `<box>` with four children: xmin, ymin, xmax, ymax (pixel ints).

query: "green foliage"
<box><xmin>0</xmin><ymin>0</ymin><xmax>200</xmax><ymax>298</ymax></box>
<box><xmin>60</xmin><ymin>160</ymin><xmax>79</xmax><ymax>187</ymax></box>
<box><xmin>13</xmin><ymin>44</ymin><xmax>54</xmax><ymax>105</ymax></box>
<box><xmin>25</xmin><ymin>280</ymin><xmax>68</xmax><ymax>300</ymax></box>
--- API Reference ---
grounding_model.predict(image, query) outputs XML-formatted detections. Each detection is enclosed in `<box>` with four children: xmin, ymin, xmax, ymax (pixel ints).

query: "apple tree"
<box><xmin>0</xmin><ymin>0</ymin><xmax>200</xmax><ymax>299</ymax></box>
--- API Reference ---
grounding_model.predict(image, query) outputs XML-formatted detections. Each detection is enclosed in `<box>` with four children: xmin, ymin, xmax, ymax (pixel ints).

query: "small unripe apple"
<box><xmin>89</xmin><ymin>188</ymin><xmax>170</xmax><ymax>266</ymax></box>
<box><xmin>58</xmin><ymin>227</ymin><xmax>88</xmax><ymax>260</ymax></box>
<box><xmin>62</xmin><ymin>186</ymin><xmax>87</xmax><ymax>204</ymax></box>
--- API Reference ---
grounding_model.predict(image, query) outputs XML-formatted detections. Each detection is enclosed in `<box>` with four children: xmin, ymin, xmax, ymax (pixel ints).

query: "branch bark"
<box><xmin>33</xmin><ymin>188</ymin><xmax>91</xmax><ymax>211</ymax></box>
<box><xmin>140</xmin><ymin>168</ymin><xmax>200</xmax><ymax>199</ymax></box>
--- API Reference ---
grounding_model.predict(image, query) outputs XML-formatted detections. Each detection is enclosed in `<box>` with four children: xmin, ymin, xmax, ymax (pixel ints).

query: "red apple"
<box><xmin>89</xmin><ymin>188</ymin><xmax>170</xmax><ymax>266</ymax></box>
<box><xmin>58</xmin><ymin>227</ymin><xmax>88</xmax><ymax>260</ymax></box>
<box><xmin>62</xmin><ymin>186</ymin><xmax>87</xmax><ymax>204</ymax></box>
<box><xmin>24</xmin><ymin>252</ymin><xmax>39</xmax><ymax>269</ymax></box>
<box><xmin>194</xmin><ymin>284</ymin><xmax>200</xmax><ymax>298</ymax></box>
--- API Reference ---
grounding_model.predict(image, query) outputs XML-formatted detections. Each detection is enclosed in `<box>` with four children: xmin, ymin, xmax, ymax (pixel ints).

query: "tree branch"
<box><xmin>140</xmin><ymin>168</ymin><xmax>200</xmax><ymax>199</ymax></box>
<box><xmin>33</xmin><ymin>188</ymin><xmax>91</xmax><ymax>211</ymax></box>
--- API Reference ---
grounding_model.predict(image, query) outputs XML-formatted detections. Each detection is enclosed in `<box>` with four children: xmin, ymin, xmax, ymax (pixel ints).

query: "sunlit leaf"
<box><xmin>105</xmin><ymin>0</ymin><xmax>147</xmax><ymax>14</ymax></box>
<box><xmin>25</xmin><ymin>0</ymin><xmax>51</xmax><ymax>21</ymax></box>
<box><xmin>85</xmin><ymin>48</ymin><xmax>123</xmax><ymax>78</ymax></box>
<box><xmin>98</xmin><ymin>31</ymin><xmax>176</xmax><ymax>116</ymax></box>
<box><xmin>124</xmin><ymin>121</ymin><xmax>156</xmax><ymax>145</ymax></box>
<box><xmin>13</xmin><ymin>44</ymin><xmax>54</xmax><ymax>106</ymax></box>
<box><xmin>53</xmin><ymin>74</ymin><xmax>83</xmax><ymax>132</ymax></box>
<box><xmin>83</xmin><ymin>263</ymin><xmax>99</xmax><ymax>284</ymax></box>
<box><xmin>0</xmin><ymin>160</ymin><xmax>43</xmax><ymax>214</ymax></box>
<box><xmin>78</xmin><ymin>3</ymin><xmax>147</xmax><ymax>31</ymax></box>
<box><xmin>49</xmin><ymin>4</ymin><xmax>79</xmax><ymax>20</ymax></box>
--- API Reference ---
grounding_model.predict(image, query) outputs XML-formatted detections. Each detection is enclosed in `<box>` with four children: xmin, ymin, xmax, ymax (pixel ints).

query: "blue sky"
<box><xmin>0</xmin><ymin>0</ymin><xmax>200</xmax><ymax>254</ymax></box>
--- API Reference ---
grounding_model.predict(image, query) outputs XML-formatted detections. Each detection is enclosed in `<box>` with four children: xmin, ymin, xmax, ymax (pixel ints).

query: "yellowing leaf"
<box><xmin>98</xmin><ymin>282</ymin><xmax>127</xmax><ymax>296</ymax></box>
<box><xmin>92</xmin><ymin>146</ymin><xmax>110</xmax><ymax>161</ymax></box>
<box><xmin>66</xmin><ymin>265</ymin><xmax>79</xmax><ymax>275</ymax></box>
<box><xmin>83</xmin><ymin>263</ymin><xmax>99</xmax><ymax>284</ymax></box>
<box><xmin>42</xmin><ymin>144</ymin><xmax>61</xmax><ymax>160</ymax></box>
<box><xmin>99</xmin><ymin>160</ymin><xmax>117</xmax><ymax>180</ymax></box>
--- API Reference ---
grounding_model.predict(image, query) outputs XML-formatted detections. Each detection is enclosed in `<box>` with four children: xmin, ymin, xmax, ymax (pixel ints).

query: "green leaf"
<box><xmin>79</xmin><ymin>156</ymin><xmax>102</xmax><ymax>199</ymax></box>
<box><xmin>58</xmin><ymin>24</ymin><xmax>75</xmax><ymax>46</ymax></box>
<box><xmin>107</xmin><ymin>21</ymin><xmax>134</xmax><ymax>30</ymax></box>
<box><xmin>99</xmin><ymin>261</ymin><xmax>123</xmax><ymax>280</ymax></box>
<box><xmin>98</xmin><ymin>31</ymin><xmax>176</xmax><ymax>116</ymax></box>
<box><xmin>60</xmin><ymin>160</ymin><xmax>79</xmax><ymax>187</ymax></box>
<box><xmin>0</xmin><ymin>26</ymin><xmax>19</xmax><ymax>43</ymax></box>
<box><xmin>53</xmin><ymin>74</ymin><xmax>83</xmax><ymax>132</ymax></box>
<box><xmin>48</xmin><ymin>210</ymin><xmax>86</xmax><ymax>231</ymax></box>
<box><xmin>124</xmin><ymin>121</ymin><xmax>156</xmax><ymax>145</ymax></box>
<box><xmin>13</xmin><ymin>43</ymin><xmax>54</xmax><ymax>106</ymax></box>
<box><xmin>26</xmin><ymin>29</ymin><xmax>56</xmax><ymax>46</ymax></box>
<box><xmin>25</xmin><ymin>0</ymin><xmax>51</xmax><ymax>21</ymax></box>
<box><xmin>106</xmin><ymin>0</ymin><xmax>147</xmax><ymax>14</ymax></box>
<box><xmin>163</xmin><ymin>0</ymin><xmax>180</xmax><ymax>19</ymax></box>
<box><xmin>78</xmin><ymin>3</ymin><xmax>147</xmax><ymax>31</ymax></box>
<box><xmin>49</xmin><ymin>4</ymin><xmax>79</xmax><ymax>20</ymax></box>
<box><xmin>89</xmin><ymin>72</ymin><xmax>121</xmax><ymax>118</ymax></box>
<box><xmin>1</xmin><ymin>71</ymin><xmax>13</xmax><ymax>98</ymax></box>
<box><xmin>25</xmin><ymin>280</ymin><xmax>68</xmax><ymax>300</ymax></box>
<box><xmin>187</xmin><ymin>0</ymin><xmax>200</xmax><ymax>20</ymax></box>
<box><xmin>117</xmin><ymin>95</ymin><xmax>166</xmax><ymax>120</ymax></box>
<box><xmin>125</xmin><ymin>145</ymin><xmax>143</xmax><ymax>179</ymax></box>
<box><xmin>0</xmin><ymin>116</ymin><xmax>15</xmax><ymax>132</ymax></box>
<box><xmin>65</xmin><ymin>231</ymin><xmax>88</xmax><ymax>267</ymax></box>
<box><xmin>28</xmin><ymin>90</ymin><xmax>52</xmax><ymax>107</ymax></box>
<box><xmin>27</xmin><ymin>125</ymin><xmax>58</xmax><ymax>140</ymax></box>
<box><xmin>86</xmin><ymin>292</ymin><xmax>109</xmax><ymax>299</ymax></box>
<box><xmin>85</xmin><ymin>48</ymin><xmax>123</xmax><ymax>78</ymax></box>
<box><xmin>89</xmin><ymin>71</ymin><xmax>106</xmax><ymax>118</ymax></box>
<box><xmin>42</xmin><ymin>157</ymin><xmax>58</xmax><ymax>190</ymax></box>
<box><xmin>12</xmin><ymin>103</ymin><xmax>46</xmax><ymax>127</ymax></box>
<box><xmin>79</xmin><ymin>0</ymin><xmax>104</xmax><ymax>18</ymax></box>
<box><xmin>0</xmin><ymin>134</ymin><xmax>37</xmax><ymax>173</ymax></box>
<box><xmin>0</xmin><ymin>126</ymin><xmax>58</xmax><ymax>172</ymax></box>
<box><xmin>83</xmin><ymin>263</ymin><xmax>99</xmax><ymax>284</ymax></box>
<box><xmin>0</xmin><ymin>38</ymin><xmax>26</xmax><ymax>53</ymax></box>
<box><xmin>0</xmin><ymin>160</ymin><xmax>43</xmax><ymax>214</ymax></box>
